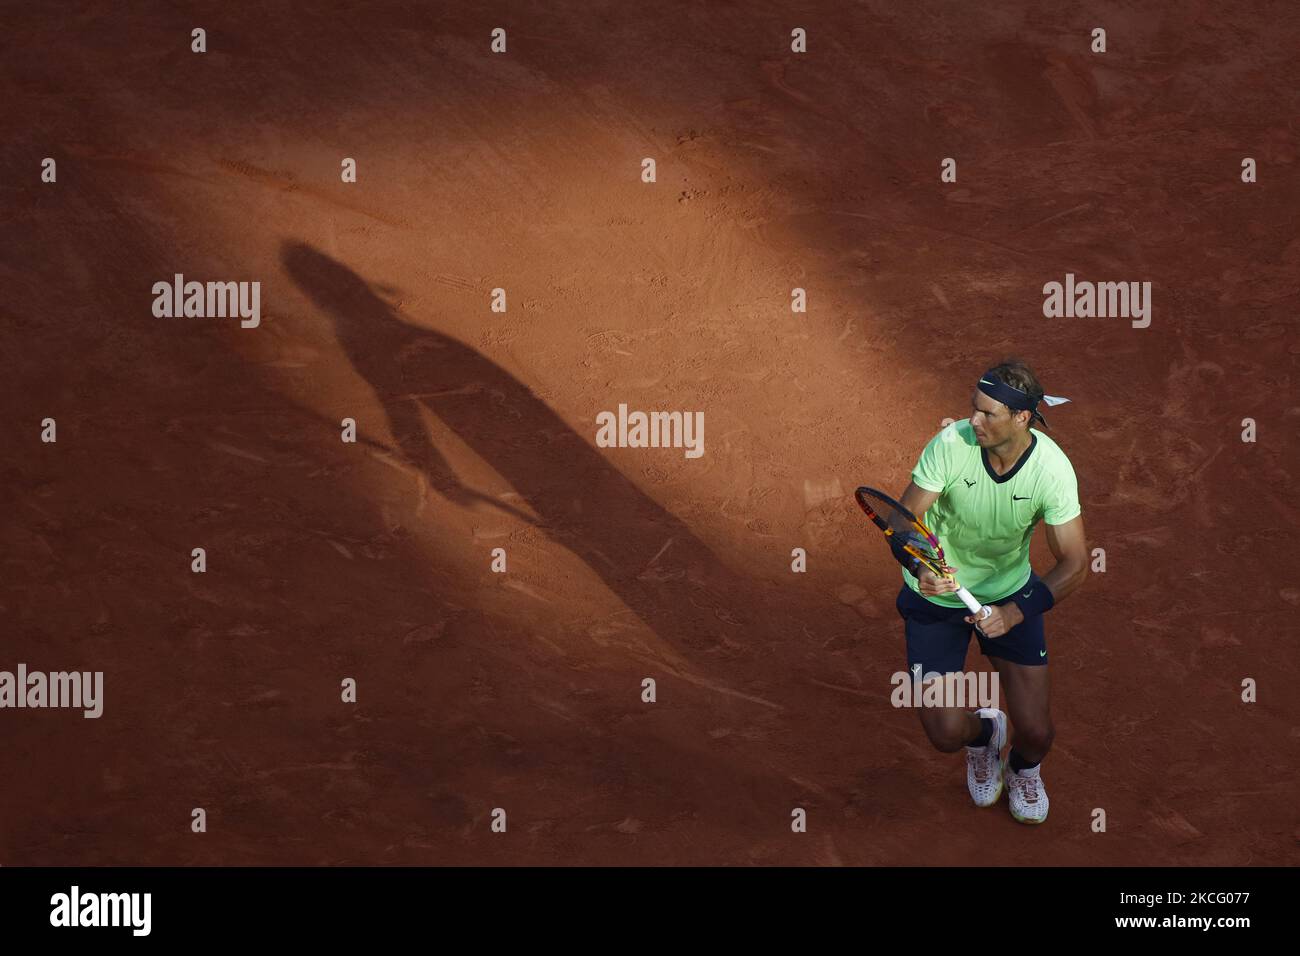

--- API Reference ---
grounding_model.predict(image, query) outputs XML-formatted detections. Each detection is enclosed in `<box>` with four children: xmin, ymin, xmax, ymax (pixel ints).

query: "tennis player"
<box><xmin>891</xmin><ymin>359</ymin><xmax>1088</xmax><ymax>824</ymax></box>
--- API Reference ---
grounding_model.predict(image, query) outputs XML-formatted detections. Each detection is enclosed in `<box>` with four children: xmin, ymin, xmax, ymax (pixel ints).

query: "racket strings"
<box><xmin>858</xmin><ymin>490</ymin><xmax>945</xmax><ymax>567</ymax></box>
<box><xmin>897</xmin><ymin>529</ymin><xmax>941</xmax><ymax>563</ymax></box>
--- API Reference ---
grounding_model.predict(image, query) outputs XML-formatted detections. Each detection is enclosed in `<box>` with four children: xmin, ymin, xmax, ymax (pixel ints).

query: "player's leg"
<box><xmin>897</xmin><ymin>584</ymin><xmax>1007</xmax><ymax>807</ymax></box>
<box><xmin>916</xmin><ymin>689</ymin><xmax>982</xmax><ymax>752</ymax></box>
<box><xmin>980</xmin><ymin>607</ymin><xmax>1052</xmax><ymax>824</ymax></box>
<box><xmin>914</xmin><ymin>686</ymin><xmax>1007</xmax><ymax>808</ymax></box>
<box><xmin>989</xmin><ymin>656</ymin><xmax>1054</xmax><ymax>764</ymax></box>
<box><xmin>897</xmin><ymin>585</ymin><xmax>977</xmax><ymax>750</ymax></box>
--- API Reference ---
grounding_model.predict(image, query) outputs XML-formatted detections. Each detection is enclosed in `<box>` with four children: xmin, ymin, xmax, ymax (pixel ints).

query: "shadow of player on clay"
<box><xmin>282</xmin><ymin>241</ymin><xmax>789</xmax><ymax>657</ymax></box>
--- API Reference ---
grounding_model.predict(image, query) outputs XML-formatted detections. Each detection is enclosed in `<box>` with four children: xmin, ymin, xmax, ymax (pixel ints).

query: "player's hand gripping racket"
<box><xmin>854</xmin><ymin>486</ymin><xmax>992</xmax><ymax>630</ymax></box>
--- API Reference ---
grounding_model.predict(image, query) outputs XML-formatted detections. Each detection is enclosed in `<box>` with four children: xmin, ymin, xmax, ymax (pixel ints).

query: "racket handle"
<box><xmin>954</xmin><ymin>587</ymin><xmax>990</xmax><ymax>619</ymax></box>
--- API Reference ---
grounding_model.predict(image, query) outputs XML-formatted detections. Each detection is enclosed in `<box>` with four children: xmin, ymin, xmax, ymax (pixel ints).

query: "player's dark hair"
<box><xmin>986</xmin><ymin>358</ymin><xmax>1048</xmax><ymax>429</ymax></box>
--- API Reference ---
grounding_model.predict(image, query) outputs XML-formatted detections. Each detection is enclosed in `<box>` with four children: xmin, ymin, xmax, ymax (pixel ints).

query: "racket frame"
<box><xmin>855</xmin><ymin>486</ymin><xmax>991</xmax><ymax>622</ymax></box>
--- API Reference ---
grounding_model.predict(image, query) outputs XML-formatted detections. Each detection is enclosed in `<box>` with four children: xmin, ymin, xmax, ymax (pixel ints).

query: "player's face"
<box><xmin>969</xmin><ymin>391</ymin><xmax>1013</xmax><ymax>446</ymax></box>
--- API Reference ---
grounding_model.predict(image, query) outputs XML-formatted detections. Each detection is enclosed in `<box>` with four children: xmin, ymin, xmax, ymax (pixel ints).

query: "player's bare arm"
<box><xmin>974</xmin><ymin>515</ymin><xmax>1088</xmax><ymax>635</ymax></box>
<box><xmin>1041</xmin><ymin>516</ymin><xmax>1089</xmax><ymax>604</ymax></box>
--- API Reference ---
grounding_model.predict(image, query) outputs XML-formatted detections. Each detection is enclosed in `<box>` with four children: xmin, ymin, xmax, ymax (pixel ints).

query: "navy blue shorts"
<box><xmin>896</xmin><ymin>571</ymin><xmax>1048</xmax><ymax>676</ymax></box>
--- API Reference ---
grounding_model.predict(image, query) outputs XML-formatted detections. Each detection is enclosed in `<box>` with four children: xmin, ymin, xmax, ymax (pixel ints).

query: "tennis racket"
<box><xmin>854</xmin><ymin>485</ymin><xmax>992</xmax><ymax>626</ymax></box>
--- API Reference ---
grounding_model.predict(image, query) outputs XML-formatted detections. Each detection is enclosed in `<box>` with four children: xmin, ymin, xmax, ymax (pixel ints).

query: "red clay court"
<box><xmin>1</xmin><ymin>2</ymin><xmax>1297</xmax><ymax>865</ymax></box>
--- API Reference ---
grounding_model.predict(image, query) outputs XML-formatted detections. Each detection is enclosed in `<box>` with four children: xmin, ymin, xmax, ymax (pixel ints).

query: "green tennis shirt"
<box><xmin>903</xmin><ymin>419</ymin><xmax>1081</xmax><ymax>607</ymax></box>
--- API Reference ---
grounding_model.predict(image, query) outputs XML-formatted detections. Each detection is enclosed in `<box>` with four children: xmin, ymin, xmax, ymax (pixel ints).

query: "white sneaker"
<box><xmin>1007</xmin><ymin>763</ymin><xmax>1050</xmax><ymax>824</ymax></box>
<box><xmin>965</xmin><ymin>707</ymin><xmax>1008</xmax><ymax>807</ymax></box>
